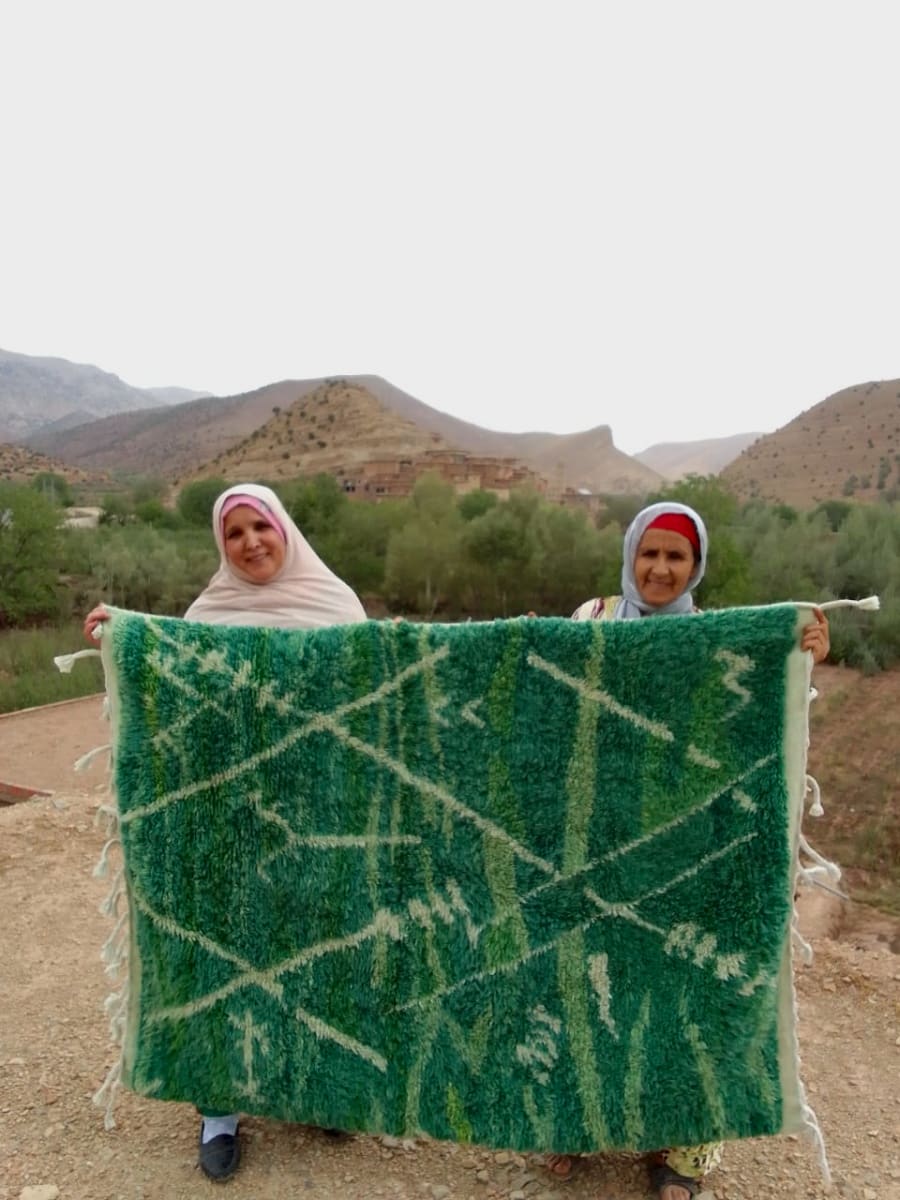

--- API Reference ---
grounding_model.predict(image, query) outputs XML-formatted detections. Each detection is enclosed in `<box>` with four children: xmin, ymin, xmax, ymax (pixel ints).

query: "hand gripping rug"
<box><xmin>93</xmin><ymin>605</ymin><xmax>827</xmax><ymax>1159</ymax></box>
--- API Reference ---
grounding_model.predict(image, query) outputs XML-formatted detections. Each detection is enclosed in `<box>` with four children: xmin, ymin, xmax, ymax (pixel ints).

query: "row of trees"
<box><xmin>1</xmin><ymin>473</ymin><xmax>895</xmax><ymax>668</ymax></box>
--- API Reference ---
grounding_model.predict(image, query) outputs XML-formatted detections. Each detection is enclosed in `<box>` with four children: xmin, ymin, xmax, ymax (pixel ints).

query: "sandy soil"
<box><xmin>1</xmin><ymin>697</ymin><xmax>899</xmax><ymax>1200</ymax></box>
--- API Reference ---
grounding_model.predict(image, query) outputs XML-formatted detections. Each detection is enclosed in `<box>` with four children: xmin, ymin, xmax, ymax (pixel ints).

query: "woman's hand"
<box><xmin>84</xmin><ymin>604</ymin><xmax>110</xmax><ymax>643</ymax></box>
<box><xmin>801</xmin><ymin>606</ymin><xmax>830</xmax><ymax>664</ymax></box>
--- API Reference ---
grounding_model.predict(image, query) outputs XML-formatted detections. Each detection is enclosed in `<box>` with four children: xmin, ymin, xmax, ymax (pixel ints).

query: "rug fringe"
<box><xmin>93</xmin><ymin>804</ymin><xmax>128</xmax><ymax>1130</ymax></box>
<box><xmin>57</xmin><ymin>635</ymin><xmax>129</xmax><ymax>1131</ymax></box>
<box><xmin>805</xmin><ymin>774</ymin><xmax>823</xmax><ymax>817</ymax></box>
<box><xmin>53</xmin><ymin>648</ymin><xmax>102</xmax><ymax>673</ymax></box>
<box><xmin>75</xmin><ymin>743</ymin><xmax>111</xmax><ymax>772</ymax></box>
<box><xmin>787</xmin><ymin>652</ymin><xmax>839</xmax><ymax>1183</ymax></box>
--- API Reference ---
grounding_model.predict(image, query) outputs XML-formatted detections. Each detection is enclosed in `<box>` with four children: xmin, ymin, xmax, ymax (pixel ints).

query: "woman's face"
<box><xmin>222</xmin><ymin>505</ymin><xmax>286</xmax><ymax>583</ymax></box>
<box><xmin>634</xmin><ymin>528</ymin><xmax>696</xmax><ymax>607</ymax></box>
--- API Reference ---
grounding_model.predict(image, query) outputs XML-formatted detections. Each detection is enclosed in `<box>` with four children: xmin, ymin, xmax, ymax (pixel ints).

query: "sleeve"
<box><xmin>571</xmin><ymin>598</ymin><xmax>604</xmax><ymax>621</ymax></box>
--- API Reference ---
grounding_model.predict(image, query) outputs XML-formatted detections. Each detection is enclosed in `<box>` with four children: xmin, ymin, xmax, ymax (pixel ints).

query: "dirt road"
<box><xmin>1</xmin><ymin>698</ymin><xmax>898</xmax><ymax>1200</ymax></box>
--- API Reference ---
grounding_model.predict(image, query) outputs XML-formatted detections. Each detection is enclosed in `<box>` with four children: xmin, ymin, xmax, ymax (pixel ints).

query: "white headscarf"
<box><xmin>183</xmin><ymin>483</ymin><xmax>367</xmax><ymax>629</ymax></box>
<box><xmin>616</xmin><ymin>501</ymin><xmax>708</xmax><ymax>620</ymax></box>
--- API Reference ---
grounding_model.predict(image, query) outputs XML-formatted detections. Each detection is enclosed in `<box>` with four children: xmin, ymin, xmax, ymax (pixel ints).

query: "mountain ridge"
<box><xmin>721</xmin><ymin>379</ymin><xmax>900</xmax><ymax>506</ymax></box>
<box><xmin>0</xmin><ymin>347</ymin><xmax>181</xmax><ymax>442</ymax></box>
<box><xmin>23</xmin><ymin>372</ymin><xmax>665</xmax><ymax>495</ymax></box>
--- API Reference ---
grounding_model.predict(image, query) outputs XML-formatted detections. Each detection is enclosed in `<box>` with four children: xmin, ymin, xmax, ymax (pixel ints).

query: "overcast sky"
<box><xmin>3</xmin><ymin>2</ymin><xmax>899</xmax><ymax>454</ymax></box>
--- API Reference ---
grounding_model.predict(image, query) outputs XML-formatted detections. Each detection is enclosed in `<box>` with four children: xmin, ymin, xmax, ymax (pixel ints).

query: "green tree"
<box><xmin>134</xmin><ymin>500</ymin><xmax>183</xmax><ymax>529</ymax></box>
<box><xmin>812</xmin><ymin>500</ymin><xmax>853</xmax><ymax>532</ymax></box>
<box><xmin>315</xmin><ymin>500</ymin><xmax>405</xmax><ymax>595</ymax></box>
<box><xmin>529</xmin><ymin>505</ymin><xmax>609</xmax><ymax>612</ymax></box>
<box><xmin>280</xmin><ymin>474</ymin><xmax>346</xmax><ymax>540</ymax></box>
<box><xmin>176</xmin><ymin>477</ymin><xmax>229</xmax><ymax>526</ymax></box>
<box><xmin>460</xmin><ymin>504</ymin><xmax>534</xmax><ymax>615</ymax></box>
<box><xmin>131</xmin><ymin>476</ymin><xmax>170</xmax><ymax>506</ymax></box>
<box><xmin>458</xmin><ymin>489</ymin><xmax>498</xmax><ymax>522</ymax></box>
<box><xmin>385</xmin><ymin>474</ymin><xmax>462</xmax><ymax>615</ymax></box>
<box><xmin>650</xmin><ymin>474</ymin><xmax>740</xmax><ymax>525</ymax></box>
<box><xmin>0</xmin><ymin>483</ymin><xmax>62</xmax><ymax>626</ymax></box>
<box><xmin>99</xmin><ymin>492</ymin><xmax>133</xmax><ymax>525</ymax></box>
<box><xmin>30</xmin><ymin>472</ymin><xmax>74</xmax><ymax>507</ymax></box>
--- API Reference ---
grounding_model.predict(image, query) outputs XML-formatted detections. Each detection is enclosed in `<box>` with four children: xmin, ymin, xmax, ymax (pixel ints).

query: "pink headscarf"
<box><xmin>184</xmin><ymin>483</ymin><xmax>367</xmax><ymax>630</ymax></box>
<box><xmin>219</xmin><ymin>493</ymin><xmax>287</xmax><ymax>544</ymax></box>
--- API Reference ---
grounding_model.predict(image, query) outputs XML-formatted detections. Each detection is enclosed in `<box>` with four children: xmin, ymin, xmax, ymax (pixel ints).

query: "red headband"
<box><xmin>646</xmin><ymin>512</ymin><xmax>700</xmax><ymax>556</ymax></box>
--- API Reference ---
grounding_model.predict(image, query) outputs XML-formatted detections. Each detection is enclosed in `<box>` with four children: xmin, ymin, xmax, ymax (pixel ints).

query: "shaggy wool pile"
<box><xmin>99</xmin><ymin>605</ymin><xmax>815</xmax><ymax>1154</ymax></box>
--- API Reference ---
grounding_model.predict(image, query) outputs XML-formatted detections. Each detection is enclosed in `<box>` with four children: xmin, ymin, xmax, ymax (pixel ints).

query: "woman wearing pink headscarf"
<box><xmin>84</xmin><ymin>483</ymin><xmax>366</xmax><ymax>1180</ymax></box>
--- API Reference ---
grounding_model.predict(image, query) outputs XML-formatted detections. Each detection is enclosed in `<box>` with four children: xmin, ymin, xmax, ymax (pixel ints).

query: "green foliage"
<box><xmin>31</xmin><ymin>471</ymin><xmax>74</xmax><ymax>507</ymax></box>
<box><xmin>99</xmin><ymin>492</ymin><xmax>133</xmax><ymax>525</ymax></box>
<box><xmin>460</xmin><ymin>504</ymin><xmax>535</xmax><ymax>615</ymax></box>
<box><xmin>0</xmin><ymin>622</ymin><xmax>104</xmax><ymax>713</ymax></box>
<box><xmin>176</xmin><ymin>477</ymin><xmax>229</xmax><ymax>526</ymax></box>
<box><xmin>595</xmin><ymin>493</ymin><xmax>648</xmax><ymax>531</ymax></box>
<box><xmin>130</xmin><ymin>476</ymin><xmax>170</xmax><ymax>506</ymax></box>
<box><xmin>134</xmin><ymin>500</ymin><xmax>183</xmax><ymax>529</ymax></box>
<box><xmin>528</xmin><ymin>506</ymin><xmax>609</xmax><ymax>614</ymax></box>
<box><xmin>55</xmin><ymin>525</ymin><xmax>217</xmax><ymax>622</ymax></box>
<box><xmin>458</xmin><ymin>489</ymin><xmax>499</xmax><ymax>522</ymax></box>
<box><xmin>812</xmin><ymin>500</ymin><xmax>853</xmax><ymax>532</ymax></box>
<box><xmin>0</xmin><ymin>472</ymin><xmax>896</xmax><ymax>675</ymax></box>
<box><xmin>314</xmin><ymin>500</ymin><xmax>404</xmax><ymax>595</ymax></box>
<box><xmin>385</xmin><ymin>474</ymin><xmax>463</xmax><ymax>615</ymax></box>
<box><xmin>280</xmin><ymin>474</ymin><xmax>346</xmax><ymax>539</ymax></box>
<box><xmin>0</xmin><ymin>484</ymin><xmax>63</xmax><ymax>627</ymax></box>
<box><xmin>650</xmin><ymin>474</ymin><xmax>739</xmax><ymax>525</ymax></box>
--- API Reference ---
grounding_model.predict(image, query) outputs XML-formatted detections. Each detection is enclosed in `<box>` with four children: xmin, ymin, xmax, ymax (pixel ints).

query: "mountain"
<box><xmin>0</xmin><ymin>348</ymin><xmax>187</xmax><ymax>442</ymax></box>
<box><xmin>193</xmin><ymin>380</ymin><xmax>458</xmax><ymax>483</ymax></box>
<box><xmin>144</xmin><ymin>386</ymin><xmax>212</xmax><ymax>405</ymax></box>
<box><xmin>0</xmin><ymin>442</ymin><xmax>107</xmax><ymax>487</ymax></box>
<box><xmin>720</xmin><ymin>380</ymin><xmax>900</xmax><ymax>507</ymax></box>
<box><xmin>25</xmin><ymin>374</ymin><xmax>663</xmax><ymax>495</ymax></box>
<box><xmin>635</xmin><ymin>432</ymin><xmax>763</xmax><ymax>481</ymax></box>
<box><xmin>355</xmin><ymin>376</ymin><xmax>662</xmax><ymax>493</ymax></box>
<box><xmin>26</xmin><ymin>380</ymin><xmax>326</xmax><ymax>479</ymax></box>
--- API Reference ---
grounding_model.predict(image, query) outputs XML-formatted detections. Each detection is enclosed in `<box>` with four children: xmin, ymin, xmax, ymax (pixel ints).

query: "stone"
<box><xmin>19</xmin><ymin>1189</ymin><xmax>61</xmax><ymax>1200</ymax></box>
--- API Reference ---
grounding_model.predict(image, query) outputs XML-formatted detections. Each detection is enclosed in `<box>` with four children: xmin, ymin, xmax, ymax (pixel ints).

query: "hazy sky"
<box><xmin>3</xmin><ymin>2</ymin><xmax>899</xmax><ymax>454</ymax></box>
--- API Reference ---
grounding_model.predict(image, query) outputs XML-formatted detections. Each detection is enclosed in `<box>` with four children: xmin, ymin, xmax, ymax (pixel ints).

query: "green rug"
<box><xmin>97</xmin><ymin>605</ymin><xmax>817</xmax><ymax>1154</ymax></box>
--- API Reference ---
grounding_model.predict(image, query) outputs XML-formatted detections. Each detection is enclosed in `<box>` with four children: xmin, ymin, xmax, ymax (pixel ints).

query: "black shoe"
<box><xmin>198</xmin><ymin>1124</ymin><xmax>241</xmax><ymax>1182</ymax></box>
<box><xmin>322</xmin><ymin>1127</ymin><xmax>352</xmax><ymax>1141</ymax></box>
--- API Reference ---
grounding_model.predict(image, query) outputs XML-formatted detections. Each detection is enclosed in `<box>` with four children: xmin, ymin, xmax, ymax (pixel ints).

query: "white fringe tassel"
<box><xmin>75</xmin><ymin>743</ymin><xmax>111</xmax><ymax>773</ymax></box>
<box><xmin>53</xmin><ymin>648</ymin><xmax>102</xmax><ymax>674</ymax></box>
<box><xmin>805</xmin><ymin>775</ymin><xmax>824</xmax><ymax>818</ymax></box>
<box><xmin>54</xmin><ymin>633</ymin><xmax>128</xmax><ymax>1129</ymax></box>
<box><xmin>92</xmin><ymin>787</ymin><xmax>128</xmax><ymax>1130</ymax></box>
<box><xmin>816</xmin><ymin>595</ymin><xmax>880</xmax><ymax>612</ymax></box>
<box><xmin>787</xmin><ymin>638</ymin><xmax>843</xmax><ymax>1185</ymax></box>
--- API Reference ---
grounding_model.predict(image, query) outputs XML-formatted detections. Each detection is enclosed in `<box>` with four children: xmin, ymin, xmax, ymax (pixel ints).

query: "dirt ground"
<box><xmin>1</xmin><ymin>696</ymin><xmax>899</xmax><ymax>1200</ymax></box>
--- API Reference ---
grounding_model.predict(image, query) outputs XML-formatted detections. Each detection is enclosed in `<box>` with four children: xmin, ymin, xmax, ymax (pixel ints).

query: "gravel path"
<box><xmin>2</xmin><ymin>699</ymin><xmax>899</xmax><ymax>1200</ymax></box>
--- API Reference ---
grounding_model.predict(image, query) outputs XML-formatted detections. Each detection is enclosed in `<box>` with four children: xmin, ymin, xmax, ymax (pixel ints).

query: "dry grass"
<box><xmin>807</xmin><ymin>663</ymin><xmax>900</xmax><ymax>914</ymax></box>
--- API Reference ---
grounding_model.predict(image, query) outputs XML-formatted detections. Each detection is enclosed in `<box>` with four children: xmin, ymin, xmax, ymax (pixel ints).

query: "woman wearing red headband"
<box><xmin>547</xmin><ymin>501</ymin><xmax>829</xmax><ymax>1200</ymax></box>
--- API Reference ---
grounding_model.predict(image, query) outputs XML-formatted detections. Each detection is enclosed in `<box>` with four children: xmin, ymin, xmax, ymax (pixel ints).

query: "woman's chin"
<box><xmin>641</xmin><ymin>590</ymin><xmax>678</xmax><ymax>607</ymax></box>
<box><xmin>236</xmin><ymin>563</ymin><xmax>279</xmax><ymax>584</ymax></box>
